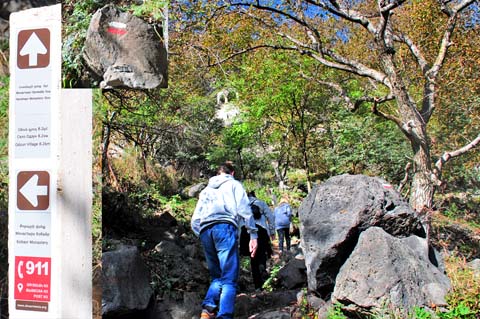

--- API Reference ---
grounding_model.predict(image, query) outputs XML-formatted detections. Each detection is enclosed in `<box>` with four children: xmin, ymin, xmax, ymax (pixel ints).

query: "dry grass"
<box><xmin>443</xmin><ymin>255</ymin><xmax>480</xmax><ymax>312</ymax></box>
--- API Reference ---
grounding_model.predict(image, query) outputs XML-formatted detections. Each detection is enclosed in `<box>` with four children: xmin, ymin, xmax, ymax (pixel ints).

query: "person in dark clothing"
<box><xmin>243</xmin><ymin>191</ymin><xmax>275</xmax><ymax>290</ymax></box>
<box><xmin>240</xmin><ymin>191</ymin><xmax>275</xmax><ymax>290</ymax></box>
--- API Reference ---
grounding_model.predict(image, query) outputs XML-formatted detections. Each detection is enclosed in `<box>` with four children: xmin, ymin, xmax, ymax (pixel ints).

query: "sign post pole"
<box><xmin>8</xmin><ymin>4</ymin><xmax>92</xmax><ymax>318</ymax></box>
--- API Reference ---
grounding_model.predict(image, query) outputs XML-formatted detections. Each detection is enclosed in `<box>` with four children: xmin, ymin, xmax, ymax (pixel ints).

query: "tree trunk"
<box><xmin>378</xmin><ymin>46</ymin><xmax>435</xmax><ymax>211</ymax></box>
<box><xmin>102</xmin><ymin>122</ymin><xmax>111</xmax><ymax>177</ymax></box>
<box><xmin>302</xmin><ymin>145</ymin><xmax>312</xmax><ymax>193</ymax></box>
<box><xmin>410</xmin><ymin>142</ymin><xmax>435</xmax><ymax>211</ymax></box>
<box><xmin>271</xmin><ymin>160</ymin><xmax>287</xmax><ymax>190</ymax></box>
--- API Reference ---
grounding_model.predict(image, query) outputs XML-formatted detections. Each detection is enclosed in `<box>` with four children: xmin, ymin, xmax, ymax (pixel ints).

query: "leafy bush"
<box><xmin>438</xmin><ymin>302</ymin><xmax>477</xmax><ymax>319</ymax></box>
<box><xmin>296</xmin><ymin>288</ymin><xmax>319</xmax><ymax>319</ymax></box>
<box><xmin>262</xmin><ymin>264</ymin><xmax>281</xmax><ymax>292</ymax></box>
<box><xmin>326</xmin><ymin>303</ymin><xmax>348</xmax><ymax>319</ymax></box>
<box><xmin>324</xmin><ymin>109</ymin><xmax>410</xmax><ymax>184</ymax></box>
<box><xmin>129</xmin><ymin>0</ymin><xmax>168</xmax><ymax>21</ymax></box>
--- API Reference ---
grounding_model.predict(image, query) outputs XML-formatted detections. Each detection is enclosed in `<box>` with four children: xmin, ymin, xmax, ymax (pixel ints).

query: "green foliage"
<box><xmin>129</xmin><ymin>0</ymin><xmax>168</xmax><ymax>21</ymax></box>
<box><xmin>324</xmin><ymin>108</ymin><xmax>410</xmax><ymax>183</ymax></box>
<box><xmin>240</xmin><ymin>256</ymin><xmax>251</xmax><ymax>273</ymax></box>
<box><xmin>296</xmin><ymin>289</ymin><xmax>319</xmax><ymax>319</ymax></box>
<box><xmin>438</xmin><ymin>302</ymin><xmax>477</xmax><ymax>319</ymax></box>
<box><xmin>326</xmin><ymin>303</ymin><xmax>348</xmax><ymax>319</ymax></box>
<box><xmin>437</xmin><ymin>192</ymin><xmax>480</xmax><ymax>230</ymax></box>
<box><xmin>91</xmin><ymin>189</ymin><xmax>102</xmax><ymax>266</ymax></box>
<box><xmin>442</xmin><ymin>156</ymin><xmax>480</xmax><ymax>193</ymax></box>
<box><xmin>92</xmin><ymin>90</ymin><xmax>103</xmax><ymax>267</ymax></box>
<box><xmin>444</xmin><ymin>202</ymin><xmax>460</xmax><ymax>219</ymax></box>
<box><xmin>412</xmin><ymin>307</ymin><xmax>433</xmax><ymax>319</ymax></box>
<box><xmin>144</xmin><ymin>249</ymin><xmax>181</xmax><ymax>297</ymax></box>
<box><xmin>262</xmin><ymin>264</ymin><xmax>281</xmax><ymax>292</ymax></box>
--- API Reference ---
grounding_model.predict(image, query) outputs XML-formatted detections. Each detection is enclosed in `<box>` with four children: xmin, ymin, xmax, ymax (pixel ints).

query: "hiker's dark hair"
<box><xmin>217</xmin><ymin>161</ymin><xmax>235</xmax><ymax>175</ymax></box>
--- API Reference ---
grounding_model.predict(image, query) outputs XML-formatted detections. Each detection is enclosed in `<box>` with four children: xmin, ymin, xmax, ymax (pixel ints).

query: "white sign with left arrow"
<box><xmin>19</xmin><ymin>176</ymin><xmax>47</xmax><ymax>207</ymax></box>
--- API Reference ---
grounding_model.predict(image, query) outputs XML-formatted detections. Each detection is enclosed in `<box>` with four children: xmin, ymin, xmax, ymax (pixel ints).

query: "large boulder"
<box><xmin>299</xmin><ymin>174</ymin><xmax>425</xmax><ymax>296</ymax></box>
<box><xmin>83</xmin><ymin>4</ymin><xmax>167</xmax><ymax>89</ymax></box>
<box><xmin>332</xmin><ymin>227</ymin><xmax>451</xmax><ymax>315</ymax></box>
<box><xmin>102</xmin><ymin>244</ymin><xmax>153</xmax><ymax>317</ymax></box>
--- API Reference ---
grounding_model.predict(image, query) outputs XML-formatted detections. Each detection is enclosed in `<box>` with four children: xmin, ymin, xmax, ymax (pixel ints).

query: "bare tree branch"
<box><xmin>300</xmin><ymin>71</ymin><xmax>394</xmax><ymax>110</ymax></box>
<box><xmin>371</xmin><ymin>99</ymin><xmax>403</xmax><ymax>128</ymax></box>
<box><xmin>452</xmin><ymin>0</ymin><xmax>477</xmax><ymax>13</ymax></box>
<box><xmin>395</xmin><ymin>34</ymin><xmax>429</xmax><ymax>74</ymax></box>
<box><xmin>379</xmin><ymin>0</ymin><xmax>409</xmax><ymax>12</ymax></box>
<box><xmin>230</xmin><ymin>1</ymin><xmax>309</xmax><ymax>28</ymax></box>
<box><xmin>434</xmin><ymin>133</ymin><xmax>480</xmax><ymax>174</ymax></box>
<box><xmin>421</xmin><ymin>1</ymin><xmax>474</xmax><ymax>120</ymax></box>
<box><xmin>311</xmin><ymin>0</ymin><xmax>378</xmax><ymax>33</ymax></box>
<box><xmin>398</xmin><ymin>161</ymin><xmax>412</xmax><ymax>192</ymax></box>
<box><xmin>221</xmin><ymin>1</ymin><xmax>393</xmax><ymax>89</ymax></box>
<box><xmin>196</xmin><ymin>44</ymin><xmax>299</xmax><ymax>67</ymax></box>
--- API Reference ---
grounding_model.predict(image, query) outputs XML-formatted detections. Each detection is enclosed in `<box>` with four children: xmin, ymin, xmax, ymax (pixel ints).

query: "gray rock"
<box><xmin>277</xmin><ymin>258</ymin><xmax>307</xmax><ymax>289</ymax></box>
<box><xmin>254</xmin><ymin>310</ymin><xmax>292</xmax><ymax>319</ymax></box>
<box><xmin>299</xmin><ymin>174</ymin><xmax>425</xmax><ymax>295</ymax></box>
<box><xmin>153</xmin><ymin>292</ymin><xmax>202</xmax><ymax>319</ymax></box>
<box><xmin>102</xmin><ymin>244</ymin><xmax>153</xmax><ymax>316</ymax></box>
<box><xmin>235</xmin><ymin>290</ymin><xmax>298</xmax><ymax>318</ymax></box>
<box><xmin>468</xmin><ymin>258</ymin><xmax>480</xmax><ymax>276</ymax></box>
<box><xmin>154</xmin><ymin>240</ymin><xmax>181</xmax><ymax>254</ymax></box>
<box><xmin>332</xmin><ymin>227</ymin><xmax>451</xmax><ymax>315</ymax></box>
<box><xmin>83</xmin><ymin>4</ymin><xmax>167</xmax><ymax>89</ymax></box>
<box><xmin>188</xmin><ymin>182</ymin><xmax>206</xmax><ymax>198</ymax></box>
<box><xmin>151</xmin><ymin>211</ymin><xmax>177</xmax><ymax>227</ymax></box>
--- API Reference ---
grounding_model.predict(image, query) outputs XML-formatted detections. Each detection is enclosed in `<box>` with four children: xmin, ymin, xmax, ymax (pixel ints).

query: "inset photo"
<box><xmin>62</xmin><ymin>1</ymin><xmax>168</xmax><ymax>89</ymax></box>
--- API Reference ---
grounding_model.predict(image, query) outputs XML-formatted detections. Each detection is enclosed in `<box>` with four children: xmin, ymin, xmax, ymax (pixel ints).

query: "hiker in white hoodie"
<box><xmin>191</xmin><ymin>161</ymin><xmax>258</xmax><ymax>319</ymax></box>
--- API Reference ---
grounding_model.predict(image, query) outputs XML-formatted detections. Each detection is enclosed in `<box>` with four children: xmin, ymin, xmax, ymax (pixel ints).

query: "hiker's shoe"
<box><xmin>200</xmin><ymin>309</ymin><xmax>216</xmax><ymax>319</ymax></box>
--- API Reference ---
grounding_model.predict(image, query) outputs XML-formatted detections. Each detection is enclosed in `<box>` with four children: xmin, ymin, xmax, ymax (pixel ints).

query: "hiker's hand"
<box><xmin>249</xmin><ymin>238</ymin><xmax>258</xmax><ymax>258</ymax></box>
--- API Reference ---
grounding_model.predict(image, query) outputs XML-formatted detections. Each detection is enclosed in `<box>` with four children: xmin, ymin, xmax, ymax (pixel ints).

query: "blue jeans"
<box><xmin>277</xmin><ymin>227</ymin><xmax>291</xmax><ymax>252</ymax></box>
<box><xmin>200</xmin><ymin>223</ymin><xmax>239</xmax><ymax>319</ymax></box>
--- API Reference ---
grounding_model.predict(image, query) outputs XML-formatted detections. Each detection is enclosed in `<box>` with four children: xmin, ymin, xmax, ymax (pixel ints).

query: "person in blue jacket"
<box><xmin>274</xmin><ymin>195</ymin><xmax>293</xmax><ymax>254</ymax></box>
<box><xmin>191</xmin><ymin>161</ymin><xmax>258</xmax><ymax>319</ymax></box>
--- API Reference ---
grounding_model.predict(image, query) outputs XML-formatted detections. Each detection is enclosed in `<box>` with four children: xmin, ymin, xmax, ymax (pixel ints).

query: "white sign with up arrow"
<box><xmin>19</xmin><ymin>32</ymin><xmax>48</xmax><ymax>67</ymax></box>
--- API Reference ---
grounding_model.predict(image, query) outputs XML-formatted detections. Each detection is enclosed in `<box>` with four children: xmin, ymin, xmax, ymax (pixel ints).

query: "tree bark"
<box><xmin>377</xmin><ymin>39</ymin><xmax>434</xmax><ymax>211</ymax></box>
<box><xmin>271</xmin><ymin>160</ymin><xmax>287</xmax><ymax>190</ymax></box>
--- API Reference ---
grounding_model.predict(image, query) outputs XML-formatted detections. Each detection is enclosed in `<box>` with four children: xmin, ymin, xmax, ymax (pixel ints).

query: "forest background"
<box><xmin>1</xmin><ymin>0</ymin><xmax>480</xmax><ymax>318</ymax></box>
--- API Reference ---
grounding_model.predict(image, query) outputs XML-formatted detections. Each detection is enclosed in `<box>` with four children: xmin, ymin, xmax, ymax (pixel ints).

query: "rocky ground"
<box><xmin>101</xmin><ymin>208</ymin><xmax>307</xmax><ymax>319</ymax></box>
<box><xmin>100</xmin><ymin>175</ymin><xmax>480</xmax><ymax>319</ymax></box>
